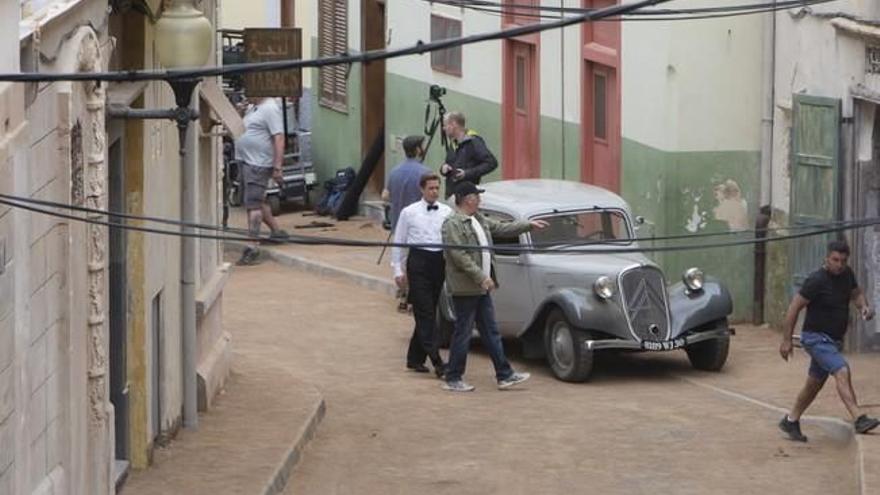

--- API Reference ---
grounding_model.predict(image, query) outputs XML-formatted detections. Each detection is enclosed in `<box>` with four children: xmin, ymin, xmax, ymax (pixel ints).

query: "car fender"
<box><xmin>667</xmin><ymin>277</ymin><xmax>733</xmax><ymax>338</ymax></box>
<box><xmin>523</xmin><ymin>288</ymin><xmax>632</xmax><ymax>340</ymax></box>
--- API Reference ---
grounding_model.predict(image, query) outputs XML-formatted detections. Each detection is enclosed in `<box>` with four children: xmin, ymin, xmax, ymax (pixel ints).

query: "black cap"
<box><xmin>453</xmin><ymin>181</ymin><xmax>485</xmax><ymax>199</ymax></box>
<box><xmin>402</xmin><ymin>135</ymin><xmax>425</xmax><ymax>156</ymax></box>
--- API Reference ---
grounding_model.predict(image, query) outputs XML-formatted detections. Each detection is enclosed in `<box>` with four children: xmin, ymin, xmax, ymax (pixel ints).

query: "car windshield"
<box><xmin>531</xmin><ymin>210</ymin><xmax>632</xmax><ymax>247</ymax></box>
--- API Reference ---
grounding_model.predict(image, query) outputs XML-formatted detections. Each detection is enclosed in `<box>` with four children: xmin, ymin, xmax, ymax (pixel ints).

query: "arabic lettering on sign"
<box><xmin>243</xmin><ymin>28</ymin><xmax>303</xmax><ymax>97</ymax></box>
<box><xmin>866</xmin><ymin>46</ymin><xmax>880</xmax><ymax>75</ymax></box>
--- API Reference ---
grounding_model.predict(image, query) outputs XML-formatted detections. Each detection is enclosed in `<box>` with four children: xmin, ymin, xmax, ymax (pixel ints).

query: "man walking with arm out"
<box><xmin>778</xmin><ymin>240</ymin><xmax>880</xmax><ymax>441</ymax></box>
<box><xmin>391</xmin><ymin>173</ymin><xmax>451</xmax><ymax>378</ymax></box>
<box><xmin>440</xmin><ymin>182</ymin><xmax>548</xmax><ymax>392</ymax></box>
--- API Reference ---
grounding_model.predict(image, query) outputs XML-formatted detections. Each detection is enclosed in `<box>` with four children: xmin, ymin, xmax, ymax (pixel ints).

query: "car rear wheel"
<box><xmin>685</xmin><ymin>332</ymin><xmax>730</xmax><ymax>371</ymax></box>
<box><xmin>436</xmin><ymin>307</ymin><xmax>454</xmax><ymax>349</ymax></box>
<box><xmin>544</xmin><ymin>308</ymin><xmax>594</xmax><ymax>382</ymax></box>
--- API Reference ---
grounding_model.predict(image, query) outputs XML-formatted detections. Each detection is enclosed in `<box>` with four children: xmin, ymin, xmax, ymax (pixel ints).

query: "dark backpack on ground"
<box><xmin>315</xmin><ymin>167</ymin><xmax>356</xmax><ymax>217</ymax></box>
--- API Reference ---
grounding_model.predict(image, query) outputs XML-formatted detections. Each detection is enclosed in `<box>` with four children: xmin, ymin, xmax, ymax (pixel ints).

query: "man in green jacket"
<box><xmin>440</xmin><ymin>181</ymin><xmax>548</xmax><ymax>392</ymax></box>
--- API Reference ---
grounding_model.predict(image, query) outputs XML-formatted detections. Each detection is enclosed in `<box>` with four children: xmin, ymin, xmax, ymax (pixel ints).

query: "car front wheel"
<box><xmin>685</xmin><ymin>333</ymin><xmax>730</xmax><ymax>371</ymax></box>
<box><xmin>544</xmin><ymin>308</ymin><xmax>594</xmax><ymax>382</ymax></box>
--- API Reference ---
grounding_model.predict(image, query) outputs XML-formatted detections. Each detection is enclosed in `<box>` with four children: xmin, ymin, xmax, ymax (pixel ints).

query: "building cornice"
<box><xmin>832</xmin><ymin>17</ymin><xmax>880</xmax><ymax>41</ymax></box>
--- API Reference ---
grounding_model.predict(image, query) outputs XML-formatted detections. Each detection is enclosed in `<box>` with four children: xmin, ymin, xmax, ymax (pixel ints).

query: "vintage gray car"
<box><xmin>437</xmin><ymin>179</ymin><xmax>733</xmax><ymax>382</ymax></box>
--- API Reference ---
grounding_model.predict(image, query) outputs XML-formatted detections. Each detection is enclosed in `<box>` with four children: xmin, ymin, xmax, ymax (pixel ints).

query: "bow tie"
<box><xmin>427</xmin><ymin>204</ymin><xmax>439</xmax><ymax>211</ymax></box>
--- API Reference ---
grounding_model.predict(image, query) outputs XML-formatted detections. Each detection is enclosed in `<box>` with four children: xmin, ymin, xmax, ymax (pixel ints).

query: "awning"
<box><xmin>199</xmin><ymin>80</ymin><xmax>245</xmax><ymax>139</ymax></box>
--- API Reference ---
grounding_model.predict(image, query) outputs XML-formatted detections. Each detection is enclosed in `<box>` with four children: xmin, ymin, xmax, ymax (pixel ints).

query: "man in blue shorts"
<box><xmin>779</xmin><ymin>240</ymin><xmax>880</xmax><ymax>441</ymax></box>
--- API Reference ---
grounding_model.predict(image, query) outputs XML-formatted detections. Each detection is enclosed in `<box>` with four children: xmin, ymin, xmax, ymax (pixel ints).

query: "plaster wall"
<box><xmin>0</xmin><ymin>3</ymin><xmax>22</xmax><ymax>495</ymax></box>
<box><xmin>6</xmin><ymin>1</ymin><xmax>116</xmax><ymax>492</ymax></box>
<box><xmin>622</xmin><ymin>0</ymin><xmax>764</xmax><ymax>152</ymax></box>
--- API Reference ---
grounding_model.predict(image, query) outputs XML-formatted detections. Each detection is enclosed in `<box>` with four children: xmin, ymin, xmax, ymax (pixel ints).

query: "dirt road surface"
<box><xmin>224</xmin><ymin>261</ymin><xmax>858</xmax><ymax>495</ymax></box>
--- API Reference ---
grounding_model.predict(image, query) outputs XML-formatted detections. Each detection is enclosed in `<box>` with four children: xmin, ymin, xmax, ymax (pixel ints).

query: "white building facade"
<box><xmin>1</xmin><ymin>1</ymin><xmax>235</xmax><ymax>493</ymax></box>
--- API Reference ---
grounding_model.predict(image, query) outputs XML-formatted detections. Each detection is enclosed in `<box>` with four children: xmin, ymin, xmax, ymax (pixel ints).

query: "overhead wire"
<box><xmin>0</xmin><ymin>192</ymin><xmax>876</xmax><ymax>255</ymax></box>
<box><xmin>0</xmin><ymin>0</ymin><xmax>670</xmax><ymax>83</ymax></box>
<box><xmin>0</xmin><ymin>0</ymin><xmax>855</xmax><ymax>252</ymax></box>
<box><xmin>0</xmin><ymin>190</ymin><xmax>868</xmax><ymax>246</ymax></box>
<box><xmin>424</xmin><ymin>0</ymin><xmax>833</xmax><ymax>16</ymax></box>
<box><xmin>420</xmin><ymin>0</ymin><xmax>835</xmax><ymax>21</ymax></box>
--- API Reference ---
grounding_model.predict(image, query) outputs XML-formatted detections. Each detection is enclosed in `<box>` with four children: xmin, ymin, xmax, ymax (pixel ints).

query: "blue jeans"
<box><xmin>801</xmin><ymin>331</ymin><xmax>848</xmax><ymax>380</ymax></box>
<box><xmin>446</xmin><ymin>294</ymin><xmax>514</xmax><ymax>383</ymax></box>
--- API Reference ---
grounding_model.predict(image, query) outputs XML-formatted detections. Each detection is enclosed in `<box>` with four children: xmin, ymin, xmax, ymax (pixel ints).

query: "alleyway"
<box><xmin>224</xmin><ymin>260</ymin><xmax>862</xmax><ymax>495</ymax></box>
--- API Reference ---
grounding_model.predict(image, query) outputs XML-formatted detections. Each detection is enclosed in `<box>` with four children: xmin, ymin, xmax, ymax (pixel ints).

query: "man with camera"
<box><xmin>439</xmin><ymin>111</ymin><xmax>498</xmax><ymax>199</ymax></box>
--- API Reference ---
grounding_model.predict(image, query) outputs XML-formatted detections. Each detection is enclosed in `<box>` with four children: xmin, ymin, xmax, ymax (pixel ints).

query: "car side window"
<box><xmin>480</xmin><ymin>209</ymin><xmax>521</xmax><ymax>256</ymax></box>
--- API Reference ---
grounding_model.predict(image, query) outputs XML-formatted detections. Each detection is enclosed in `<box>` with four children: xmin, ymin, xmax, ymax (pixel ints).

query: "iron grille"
<box><xmin>619</xmin><ymin>266</ymin><xmax>670</xmax><ymax>342</ymax></box>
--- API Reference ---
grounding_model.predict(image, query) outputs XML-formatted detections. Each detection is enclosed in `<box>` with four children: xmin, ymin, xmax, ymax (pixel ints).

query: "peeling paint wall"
<box><xmin>622</xmin><ymin>139</ymin><xmax>760</xmax><ymax>322</ymax></box>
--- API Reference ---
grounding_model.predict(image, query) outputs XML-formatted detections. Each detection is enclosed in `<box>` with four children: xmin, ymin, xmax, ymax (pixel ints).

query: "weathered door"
<box><xmin>580</xmin><ymin>0</ymin><xmax>621</xmax><ymax>192</ymax></box>
<box><xmin>582</xmin><ymin>63</ymin><xmax>619</xmax><ymax>191</ymax></box>
<box><xmin>503</xmin><ymin>40</ymin><xmax>539</xmax><ymax>179</ymax></box>
<box><xmin>790</xmin><ymin>95</ymin><xmax>841</xmax><ymax>292</ymax></box>
<box><xmin>362</xmin><ymin>0</ymin><xmax>385</xmax><ymax>196</ymax></box>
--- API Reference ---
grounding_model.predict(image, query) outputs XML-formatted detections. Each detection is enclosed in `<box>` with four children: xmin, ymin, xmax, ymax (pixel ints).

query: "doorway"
<box><xmin>580</xmin><ymin>0</ymin><xmax>620</xmax><ymax>192</ymax></box>
<box><xmin>108</xmin><ymin>134</ymin><xmax>129</xmax><ymax>479</ymax></box>
<box><xmin>582</xmin><ymin>63</ymin><xmax>619</xmax><ymax>191</ymax></box>
<box><xmin>362</xmin><ymin>0</ymin><xmax>386</xmax><ymax>196</ymax></box>
<box><xmin>502</xmin><ymin>38</ymin><xmax>540</xmax><ymax>179</ymax></box>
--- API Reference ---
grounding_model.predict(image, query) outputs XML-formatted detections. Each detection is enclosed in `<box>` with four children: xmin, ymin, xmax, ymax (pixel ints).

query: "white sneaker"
<box><xmin>497</xmin><ymin>372</ymin><xmax>530</xmax><ymax>390</ymax></box>
<box><xmin>442</xmin><ymin>380</ymin><xmax>475</xmax><ymax>392</ymax></box>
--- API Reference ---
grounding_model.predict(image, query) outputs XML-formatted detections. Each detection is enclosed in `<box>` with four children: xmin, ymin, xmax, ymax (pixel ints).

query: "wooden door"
<box><xmin>790</xmin><ymin>95</ymin><xmax>841</xmax><ymax>292</ymax></box>
<box><xmin>361</xmin><ymin>0</ymin><xmax>385</xmax><ymax>196</ymax></box>
<box><xmin>582</xmin><ymin>63</ymin><xmax>619</xmax><ymax>191</ymax></box>
<box><xmin>503</xmin><ymin>39</ymin><xmax>540</xmax><ymax>179</ymax></box>
<box><xmin>581</xmin><ymin>0</ymin><xmax>620</xmax><ymax>191</ymax></box>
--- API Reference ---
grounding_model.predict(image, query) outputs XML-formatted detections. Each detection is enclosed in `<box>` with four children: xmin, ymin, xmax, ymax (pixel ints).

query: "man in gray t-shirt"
<box><xmin>234</xmin><ymin>98</ymin><xmax>289</xmax><ymax>265</ymax></box>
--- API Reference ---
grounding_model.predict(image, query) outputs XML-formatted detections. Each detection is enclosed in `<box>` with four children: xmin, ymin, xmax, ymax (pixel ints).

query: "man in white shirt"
<box><xmin>391</xmin><ymin>173</ymin><xmax>451</xmax><ymax>377</ymax></box>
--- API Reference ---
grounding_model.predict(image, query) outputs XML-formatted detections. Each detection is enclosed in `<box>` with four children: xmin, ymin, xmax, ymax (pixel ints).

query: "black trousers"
<box><xmin>406</xmin><ymin>249</ymin><xmax>446</xmax><ymax>368</ymax></box>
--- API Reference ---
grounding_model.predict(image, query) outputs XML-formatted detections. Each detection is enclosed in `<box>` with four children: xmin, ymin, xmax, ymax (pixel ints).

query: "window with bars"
<box><xmin>431</xmin><ymin>15</ymin><xmax>462</xmax><ymax>77</ymax></box>
<box><xmin>319</xmin><ymin>0</ymin><xmax>348</xmax><ymax>111</ymax></box>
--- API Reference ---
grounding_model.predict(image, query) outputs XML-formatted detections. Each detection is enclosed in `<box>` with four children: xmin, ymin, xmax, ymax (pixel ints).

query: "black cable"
<box><xmin>0</xmin><ymin>190</ymin><xmax>868</xmax><ymax>246</ymax></box>
<box><xmin>0</xmin><ymin>0</ymin><xmax>669</xmax><ymax>83</ymax></box>
<box><xmin>2</xmin><ymin>194</ymin><xmax>879</xmax><ymax>255</ymax></box>
<box><xmin>430</xmin><ymin>0</ymin><xmax>831</xmax><ymax>16</ymax></box>
<box><xmin>425</xmin><ymin>0</ymin><xmax>834</xmax><ymax>22</ymax></box>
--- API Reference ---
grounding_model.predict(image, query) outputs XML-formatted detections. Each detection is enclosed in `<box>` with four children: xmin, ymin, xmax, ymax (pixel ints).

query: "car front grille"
<box><xmin>619</xmin><ymin>266</ymin><xmax>670</xmax><ymax>342</ymax></box>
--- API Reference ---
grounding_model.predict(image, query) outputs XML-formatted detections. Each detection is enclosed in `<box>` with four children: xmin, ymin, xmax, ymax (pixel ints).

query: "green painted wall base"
<box><xmin>621</xmin><ymin>139</ymin><xmax>760</xmax><ymax>322</ymax></box>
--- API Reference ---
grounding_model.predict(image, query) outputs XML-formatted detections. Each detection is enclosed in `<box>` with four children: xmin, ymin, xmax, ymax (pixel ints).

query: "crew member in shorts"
<box><xmin>234</xmin><ymin>97</ymin><xmax>290</xmax><ymax>265</ymax></box>
<box><xmin>778</xmin><ymin>240</ymin><xmax>880</xmax><ymax>441</ymax></box>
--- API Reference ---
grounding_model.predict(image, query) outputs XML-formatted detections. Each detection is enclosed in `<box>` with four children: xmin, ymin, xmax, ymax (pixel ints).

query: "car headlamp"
<box><xmin>683</xmin><ymin>267</ymin><xmax>704</xmax><ymax>292</ymax></box>
<box><xmin>593</xmin><ymin>276</ymin><xmax>615</xmax><ymax>300</ymax></box>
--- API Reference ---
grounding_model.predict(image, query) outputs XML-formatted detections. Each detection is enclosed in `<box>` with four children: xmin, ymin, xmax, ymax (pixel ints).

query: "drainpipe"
<box><xmin>754</xmin><ymin>3</ymin><xmax>776</xmax><ymax>325</ymax></box>
<box><xmin>179</xmin><ymin>85</ymin><xmax>199</xmax><ymax>429</ymax></box>
<box><xmin>759</xmin><ymin>2</ymin><xmax>776</xmax><ymax>206</ymax></box>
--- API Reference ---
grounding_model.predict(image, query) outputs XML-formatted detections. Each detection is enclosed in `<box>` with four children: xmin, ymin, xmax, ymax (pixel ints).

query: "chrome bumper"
<box><xmin>583</xmin><ymin>327</ymin><xmax>731</xmax><ymax>351</ymax></box>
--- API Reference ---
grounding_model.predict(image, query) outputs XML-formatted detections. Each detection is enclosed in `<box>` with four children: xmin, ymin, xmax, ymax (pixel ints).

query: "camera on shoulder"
<box><xmin>429</xmin><ymin>84</ymin><xmax>446</xmax><ymax>101</ymax></box>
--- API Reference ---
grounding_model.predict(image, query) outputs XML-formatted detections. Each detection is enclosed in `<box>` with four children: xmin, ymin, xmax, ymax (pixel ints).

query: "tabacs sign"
<box><xmin>243</xmin><ymin>28</ymin><xmax>302</xmax><ymax>97</ymax></box>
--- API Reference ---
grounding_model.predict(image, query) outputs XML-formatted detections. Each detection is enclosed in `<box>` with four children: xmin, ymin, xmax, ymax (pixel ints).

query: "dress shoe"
<box><xmin>434</xmin><ymin>363</ymin><xmax>447</xmax><ymax>379</ymax></box>
<box><xmin>407</xmin><ymin>363</ymin><xmax>430</xmax><ymax>373</ymax></box>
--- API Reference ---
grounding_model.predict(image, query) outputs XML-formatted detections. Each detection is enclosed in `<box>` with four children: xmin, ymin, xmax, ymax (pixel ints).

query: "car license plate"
<box><xmin>641</xmin><ymin>337</ymin><xmax>686</xmax><ymax>351</ymax></box>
